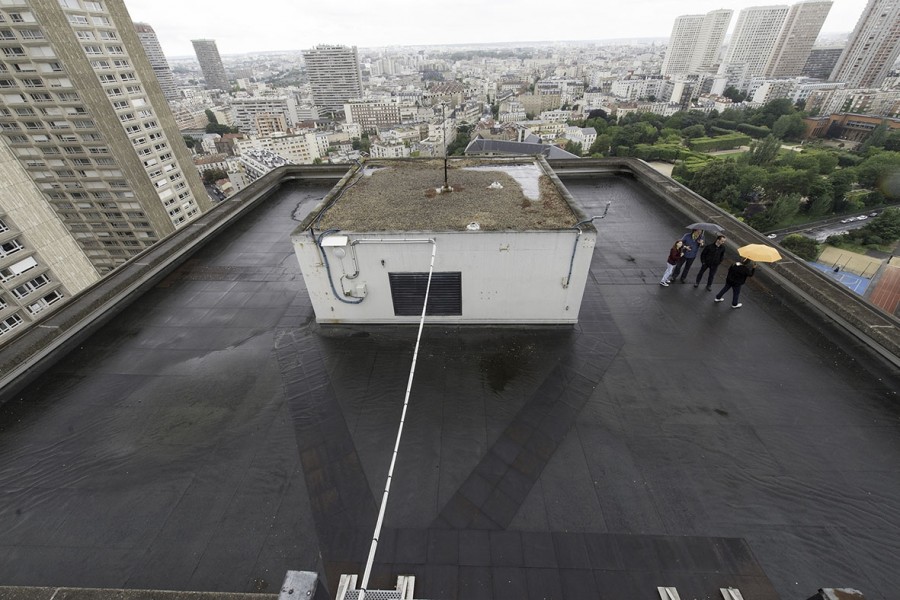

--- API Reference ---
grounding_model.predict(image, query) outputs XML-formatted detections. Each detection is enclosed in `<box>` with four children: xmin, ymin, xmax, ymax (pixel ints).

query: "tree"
<box><xmin>747</xmin><ymin>135</ymin><xmax>781</xmax><ymax>166</ymax></box>
<box><xmin>202</xmin><ymin>168</ymin><xmax>227</xmax><ymax>184</ymax></box>
<box><xmin>780</xmin><ymin>234</ymin><xmax>819</xmax><ymax>260</ymax></box>
<box><xmin>205</xmin><ymin>109</ymin><xmax>218</xmax><ymax>125</ymax></box>
<box><xmin>772</xmin><ymin>114</ymin><xmax>806</xmax><ymax>140</ymax></box>
<box><xmin>564</xmin><ymin>141</ymin><xmax>582</xmax><ymax>156</ymax></box>
<box><xmin>183</xmin><ymin>136</ymin><xmax>196</xmax><ymax>150</ymax></box>
<box><xmin>681</xmin><ymin>124</ymin><xmax>706</xmax><ymax>139</ymax></box>
<box><xmin>862</xmin><ymin>207</ymin><xmax>900</xmax><ymax>243</ymax></box>
<box><xmin>205</xmin><ymin>123</ymin><xmax>238</xmax><ymax>135</ymax></box>
<box><xmin>854</xmin><ymin>151</ymin><xmax>900</xmax><ymax>198</ymax></box>
<box><xmin>723</xmin><ymin>86</ymin><xmax>748</xmax><ymax>103</ymax></box>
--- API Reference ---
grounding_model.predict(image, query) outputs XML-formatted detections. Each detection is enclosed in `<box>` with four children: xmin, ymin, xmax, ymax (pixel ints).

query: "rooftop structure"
<box><xmin>294</xmin><ymin>158</ymin><xmax>593</xmax><ymax>325</ymax></box>
<box><xmin>0</xmin><ymin>161</ymin><xmax>898</xmax><ymax>600</ymax></box>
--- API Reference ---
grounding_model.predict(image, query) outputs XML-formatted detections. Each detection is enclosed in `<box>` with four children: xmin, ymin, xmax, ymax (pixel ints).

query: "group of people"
<box><xmin>660</xmin><ymin>229</ymin><xmax>756</xmax><ymax>309</ymax></box>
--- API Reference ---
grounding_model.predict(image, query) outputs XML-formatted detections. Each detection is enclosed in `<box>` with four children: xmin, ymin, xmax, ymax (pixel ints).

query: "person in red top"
<box><xmin>660</xmin><ymin>240</ymin><xmax>684</xmax><ymax>287</ymax></box>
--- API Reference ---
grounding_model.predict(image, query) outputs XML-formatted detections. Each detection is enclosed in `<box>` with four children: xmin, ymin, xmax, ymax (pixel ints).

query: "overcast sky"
<box><xmin>123</xmin><ymin>0</ymin><xmax>869</xmax><ymax>58</ymax></box>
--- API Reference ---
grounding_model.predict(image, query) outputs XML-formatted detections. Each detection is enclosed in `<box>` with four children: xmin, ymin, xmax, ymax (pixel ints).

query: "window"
<box><xmin>0</xmin><ymin>217</ymin><xmax>8</xmax><ymax>232</ymax></box>
<box><xmin>0</xmin><ymin>238</ymin><xmax>24</xmax><ymax>258</ymax></box>
<box><xmin>2</xmin><ymin>46</ymin><xmax>25</xmax><ymax>56</ymax></box>
<box><xmin>12</xmin><ymin>272</ymin><xmax>50</xmax><ymax>299</ymax></box>
<box><xmin>0</xmin><ymin>28</ymin><xmax>14</xmax><ymax>39</ymax></box>
<box><xmin>76</xmin><ymin>30</ymin><xmax>94</xmax><ymax>40</ymax></box>
<box><xmin>0</xmin><ymin>256</ymin><xmax>37</xmax><ymax>281</ymax></box>
<box><xmin>0</xmin><ymin>313</ymin><xmax>23</xmax><ymax>336</ymax></box>
<box><xmin>83</xmin><ymin>44</ymin><xmax>102</xmax><ymax>55</ymax></box>
<box><xmin>27</xmin><ymin>289</ymin><xmax>63</xmax><ymax>315</ymax></box>
<box><xmin>84</xmin><ymin>1</ymin><xmax>103</xmax><ymax>10</ymax></box>
<box><xmin>98</xmin><ymin>74</ymin><xmax>114</xmax><ymax>83</ymax></box>
<box><xmin>91</xmin><ymin>15</ymin><xmax>110</xmax><ymax>26</ymax></box>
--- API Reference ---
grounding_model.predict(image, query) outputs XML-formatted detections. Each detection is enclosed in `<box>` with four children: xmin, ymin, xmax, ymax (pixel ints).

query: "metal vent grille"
<box><xmin>357</xmin><ymin>591</ymin><xmax>401</xmax><ymax>600</ymax></box>
<box><xmin>389</xmin><ymin>272</ymin><xmax>462</xmax><ymax>316</ymax></box>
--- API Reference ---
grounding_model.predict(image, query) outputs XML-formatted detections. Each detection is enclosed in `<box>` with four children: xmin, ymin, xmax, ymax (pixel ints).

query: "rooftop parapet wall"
<box><xmin>549</xmin><ymin>157</ymin><xmax>900</xmax><ymax>366</ymax></box>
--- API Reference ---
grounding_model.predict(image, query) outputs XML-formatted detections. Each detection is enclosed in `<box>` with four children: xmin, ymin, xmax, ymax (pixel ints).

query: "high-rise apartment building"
<box><xmin>802</xmin><ymin>46</ymin><xmax>844</xmax><ymax>79</ymax></box>
<box><xmin>829</xmin><ymin>0</ymin><xmax>900</xmax><ymax>88</ymax></box>
<box><xmin>134</xmin><ymin>22</ymin><xmax>178</xmax><ymax>102</ymax></box>
<box><xmin>662</xmin><ymin>10</ymin><xmax>733</xmax><ymax>76</ymax></box>
<box><xmin>302</xmin><ymin>45</ymin><xmax>363</xmax><ymax>114</ymax></box>
<box><xmin>0</xmin><ymin>0</ymin><xmax>211</xmax><ymax>340</ymax></box>
<box><xmin>764</xmin><ymin>1</ymin><xmax>833</xmax><ymax>78</ymax></box>
<box><xmin>191</xmin><ymin>39</ymin><xmax>228</xmax><ymax>91</ymax></box>
<box><xmin>720</xmin><ymin>5</ymin><xmax>790</xmax><ymax>80</ymax></box>
<box><xmin>662</xmin><ymin>15</ymin><xmax>704</xmax><ymax>75</ymax></box>
<box><xmin>691</xmin><ymin>9</ymin><xmax>734</xmax><ymax>73</ymax></box>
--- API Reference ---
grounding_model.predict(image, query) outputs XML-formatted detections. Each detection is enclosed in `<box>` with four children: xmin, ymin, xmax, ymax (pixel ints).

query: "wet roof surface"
<box><xmin>1</xmin><ymin>177</ymin><xmax>899</xmax><ymax>599</ymax></box>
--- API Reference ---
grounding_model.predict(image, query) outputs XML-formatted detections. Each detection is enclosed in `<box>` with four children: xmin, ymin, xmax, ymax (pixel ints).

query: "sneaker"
<box><xmin>714</xmin><ymin>298</ymin><xmax>724</xmax><ymax>303</ymax></box>
<box><xmin>731</xmin><ymin>303</ymin><xmax>743</xmax><ymax>309</ymax></box>
<box><xmin>705</xmin><ymin>286</ymin><xmax>712</xmax><ymax>291</ymax></box>
<box><xmin>693</xmin><ymin>283</ymin><xmax>699</xmax><ymax>288</ymax></box>
<box><xmin>659</xmin><ymin>281</ymin><xmax>669</xmax><ymax>287</ymax></box>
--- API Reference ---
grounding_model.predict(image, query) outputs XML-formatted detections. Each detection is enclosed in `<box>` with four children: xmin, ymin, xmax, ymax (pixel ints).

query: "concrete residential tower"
<box><xmin>662</xmin><ymin>10</ymin><xmax>733</xmax><ymax>76</ymax></box>
<box><xmin>764</xmin><ymin>1</ymin><xmax>833</xmax><ymax>78</ymax></box>
<box><xmin>191</xmin><ymin>39</ymin><xmax>228</xmax><ymax>91</ymax></box>
<box><xmin>0</xmin><ymin>0</ymin><xmax>211</xmax><ymax>341</ymax></box>
<box><xmin>302</xmin><ymin>44</ymin><xmax>363</xmax><ymax>114</ymax></box>
<box><xmin>720</xmin><ymin>5</ymin><xmax>790</xmax><ymax>79</ymax></box>
<box><xmin>134</xmin><ymin>22</ymin><xmax>178</xmax><ymax>102</ymax></box>
<box><xmin>829</xmin><ymin>0</ymin><xmax>900</xmax><ymax>88</ymax></box>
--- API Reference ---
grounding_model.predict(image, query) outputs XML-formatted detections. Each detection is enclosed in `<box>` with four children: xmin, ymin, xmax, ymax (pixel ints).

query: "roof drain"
<box><xmin>564</xmin><ymin>201</ymin><xmax>610</xmax><ymax>288</ymax></box>
<box><xmin>356</xmin><ymin>239</ymin><xmax>436</xmax><ymax>600</ymax></box>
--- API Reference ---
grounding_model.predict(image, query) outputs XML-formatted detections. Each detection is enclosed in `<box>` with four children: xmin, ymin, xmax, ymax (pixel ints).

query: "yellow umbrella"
<box><xmin>738</xmin><ymin>244</ymin><xmax>782</xmax><ymax>263</ymax></box>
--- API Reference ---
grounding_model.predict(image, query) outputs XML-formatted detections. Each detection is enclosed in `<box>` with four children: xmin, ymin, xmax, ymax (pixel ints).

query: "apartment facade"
<box><xmin>0</xmin><ymin>0</ymin><xmax>210</xmax><ymax>342</ymax></box>
<box><xmin>302</xmin><ymin>45</ymin><xmax>363</xmax><ymax>114</ymax></box>
<box><xmin>133</xmin><ymin>22</ymin><xmax>177</xmax><ymax>102</ymax></box>
<box><xmin>230</xmin><ymin>96</ymin><xmax>298</xmax><ymax>135</ymax></box>
<box><xmin>343</xmin><ymin>100</ymin><xmax>402</xmax><ymax>134</ymax></box>
<box><xmin>191</xmin><ymin>38</ymin><xmax>228</xmax><ymax>91</ymax></box>
<box><xmin>764</xmin><ymin>1</ymin><xmax>833</xmax><ymax>78</ymax></box>
<box><xmin>829</xmin><ymin>0</ymin><xmax>900</xmax><ymax>88</ymax></box>
<box><xmin>720</xmin><ymin>5</ymin><xmax>790</xmax><ymax>83</ymax></box>
<box><xmin>662</xmin><ymin>10</ymin><xmax>732</xmax><ymax>76</ymax></box>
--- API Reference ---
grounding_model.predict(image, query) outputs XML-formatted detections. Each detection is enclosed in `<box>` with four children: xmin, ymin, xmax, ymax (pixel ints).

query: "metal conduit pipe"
<box><xmin>317</xmin><ymin>229</ymin><xmax>364</xmax><ymax>304</ymax></box>
<box><xmin>343</xmin><ymin>238</ymin><xmax>438</xmax><ymax>281</ymax></box>
<box><xmin>564</xmin><ymin>201</ymin><xmax>610</xmax><ymax>288</ymax></box>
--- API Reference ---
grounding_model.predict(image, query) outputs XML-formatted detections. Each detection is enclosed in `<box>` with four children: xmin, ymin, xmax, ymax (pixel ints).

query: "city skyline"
<box><xmin>123</xmin><ymin>0</ymin><xmax>871</xmax><ymax>57</ymax></box>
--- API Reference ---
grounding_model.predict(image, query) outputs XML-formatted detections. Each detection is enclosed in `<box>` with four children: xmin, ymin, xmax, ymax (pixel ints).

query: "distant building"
<box><xmin>344</xmin><ymin>101</ymin><xmax>402</xmax><ymax>134</ymax></box>
<box><xmin>302</xmin><ymin>45</ymin><xmax>363</xmax><ymax>114</ymax></box>
<box><xmin>230</xmin><ymin>96</ymin><xmax>298</xmax><ymax>135</ymax></box>
<box><xmin>829</xmin><ymin>0</ymin><xmax>900</xmax><ymax>88</ymax></box>
<box><xmin>191</xmin><ymin>39</ymin><xmax>229</xmax><ymax>91</ymax></box>
<box><xmin>662</xmin><ymin>9</ymin><xmax>733</xmax><ymax>76</ymax></box>
<box><xmin>134</xmin><ymin>22</ymin><xmax>179</xmax><ymax>102</ymax></box>
<box><xmin>719</xmin><ymin>5</ymin><xmax>790</xmax><ymax>85</ymax></box>
<box><xmin>764</xmin><ymin>1</ymin><xmax>833</xmax><ymax>78</ymax></box>
<box><xmin>802</xmin><ymin>47</ymin><xmax>844</xmax><ymax>79</ymax></box>
<box><xmin>804</xmin><ymin>113</ymin><xmax>900</xmax><ymax>142</ymax></box>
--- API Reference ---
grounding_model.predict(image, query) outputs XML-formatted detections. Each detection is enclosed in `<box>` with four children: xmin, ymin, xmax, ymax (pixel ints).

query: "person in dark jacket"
<box><xmin>671</xmin><ymin>229</ymin><xmax>704</xmax><ymax>283</ymax></box>
<box><xmin>660</xmin><ymin>240</ymin><xmax>685</xmax><ymax>287</ymax></box>
<box><xmin>694</xmin><ymin>234</ymin><xmax>726</xmax><ymax>290</ymax></box>
<box><xmin>714</xmin><ymin>258</ymin><xmax>755</xmax><ymax>308</ymax></box>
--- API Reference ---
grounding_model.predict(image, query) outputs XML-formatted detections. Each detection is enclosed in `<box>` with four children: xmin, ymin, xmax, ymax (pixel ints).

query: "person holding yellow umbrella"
<box><xmin>713</xmin><ymin>244</ymin><xmax>781</xmax><ymax>309</ymax></box>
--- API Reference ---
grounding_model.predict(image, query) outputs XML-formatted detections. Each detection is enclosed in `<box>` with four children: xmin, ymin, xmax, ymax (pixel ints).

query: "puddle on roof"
<box><xmin>462</xmin><ymin>164</ymin><xmax>542</xmax><ymax>200</ymax></box>
<box><xmin>361</xmin><ymin>166</ymin><xmax>388</xmax><ymax>177</ymax></box>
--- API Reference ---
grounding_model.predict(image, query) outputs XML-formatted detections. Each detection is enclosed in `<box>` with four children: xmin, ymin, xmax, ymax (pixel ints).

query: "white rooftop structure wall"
<box><xmin>293</xmin><ymin>229</ymin><xmax>596</xmax><ymax>324</ymax></box>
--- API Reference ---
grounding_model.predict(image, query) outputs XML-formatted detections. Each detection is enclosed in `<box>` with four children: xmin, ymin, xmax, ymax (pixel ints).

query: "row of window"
<box><xmin>0</xmin><ymin>90</ymin><xmax>79</xmax><ymax>104</ymax></box>
<box><xmin>59</xmin><ymin>0</ymin><xmax>105</xmax><ymax>12</ymax></box>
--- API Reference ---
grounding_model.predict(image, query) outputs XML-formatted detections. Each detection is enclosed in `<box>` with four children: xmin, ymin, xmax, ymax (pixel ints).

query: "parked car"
<box><xmin>767</xmin><ymin>233</ymin><xmax>777</xmax><ymax>239</ymax></box>
<box><xmin>870</xmin><ymin>212</ymin><xmax>878</xmax><ymax>217</ymax></box>
<box><xmin>857</xmin><ymin>215</ymin><xmax>868</xmax><ymax>220</ymax></box>
<box><xmin>840</xmin><ymin>219</ymin><xmax>851</xmax><ymax>223</ymax></box>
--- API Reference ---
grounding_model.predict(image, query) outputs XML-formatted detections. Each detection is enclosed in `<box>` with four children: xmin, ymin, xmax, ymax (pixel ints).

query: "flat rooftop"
<box><xmin>1</xmin><ymin>171</ymin><xmax>899</xmax><ymax>600</ymax></box>
<box><xmin>312</xmin><ymin>158</ymin><xmax>577</xmax><ymax>231</ymax></box>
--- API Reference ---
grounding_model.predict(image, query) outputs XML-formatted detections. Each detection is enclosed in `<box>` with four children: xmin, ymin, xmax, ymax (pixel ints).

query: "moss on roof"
<box><xmin>315</xmin><ymin>158</ymin><xmax>577</xmax><ymax>231</ymax></box>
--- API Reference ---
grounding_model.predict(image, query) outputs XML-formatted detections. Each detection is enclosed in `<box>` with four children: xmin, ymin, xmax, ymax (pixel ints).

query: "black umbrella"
<box><xmin>685</xmin><ymin>222</ymin><xmax>725</xmax><ymax>233</ymax></box>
